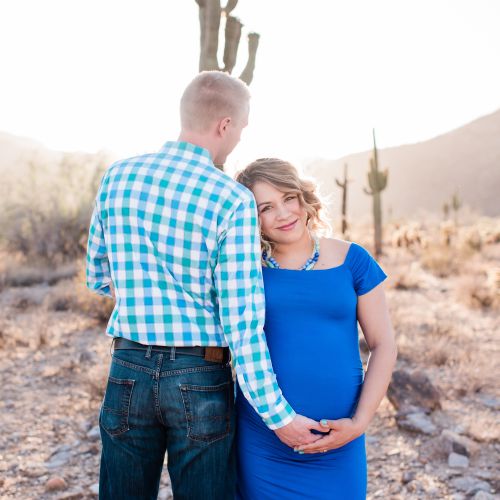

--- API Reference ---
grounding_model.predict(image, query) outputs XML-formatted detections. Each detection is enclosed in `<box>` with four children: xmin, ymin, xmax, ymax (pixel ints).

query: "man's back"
<box><xmin>87</xmin><ymin>141</ymin><xmax>255</xmax><ymax>345</ymax></box>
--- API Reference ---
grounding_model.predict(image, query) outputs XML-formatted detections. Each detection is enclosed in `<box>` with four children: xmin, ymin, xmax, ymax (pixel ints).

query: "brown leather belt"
<box><xmin>113</xmin><ymin>337</ymin><xmax>230</xmax><ymax>363</ymax></box>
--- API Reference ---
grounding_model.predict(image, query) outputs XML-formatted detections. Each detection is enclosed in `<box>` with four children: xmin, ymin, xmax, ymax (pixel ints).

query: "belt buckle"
<box><xmin>204</xmin><ymin>347</ymin><xmax>224</xmax><ymax>363</ymax></box>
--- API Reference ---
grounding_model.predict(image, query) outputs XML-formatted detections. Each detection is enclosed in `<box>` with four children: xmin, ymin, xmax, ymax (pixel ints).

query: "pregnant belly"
<box><xmin>266</xmin><ymin>337</ymin><xmax>364</xmax><ymax>420</ymax></box>
<box><xmin>276</xmin><ymin>364</ymin><xmax>363</xmax><ymax>421</ymax></box>
<box><xmin>237</xmin><ymin>364</ymin><xmax>364</xmax><ymax>425</ymax></box>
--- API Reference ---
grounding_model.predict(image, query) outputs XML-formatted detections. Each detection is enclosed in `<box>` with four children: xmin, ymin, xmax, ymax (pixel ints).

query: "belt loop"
<box><xmin>170</xmin><ymin>346</ymin><xmax>176</xmax><ymax>360</ymax></box>
<box><xmin>110</xmin><ymin>337</ymin><xmax>116</xmax><ymax>357</ymax></box>
<box><xmin>145</xmin><ymin>345</ymin><xmax>152</xmax><ymax>359</ymax></box>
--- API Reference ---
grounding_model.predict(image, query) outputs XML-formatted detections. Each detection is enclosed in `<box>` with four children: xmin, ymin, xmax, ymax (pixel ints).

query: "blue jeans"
<box><xmin>99</xmin><ymin>346</ymin><xmax>236</xmax><ymax>500</ymax></box>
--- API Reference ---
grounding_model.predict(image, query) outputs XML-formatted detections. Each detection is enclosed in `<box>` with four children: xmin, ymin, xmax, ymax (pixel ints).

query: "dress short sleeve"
<box><xmin>347</xmin><ymin>243</ymin><xmax>387</xmax><ymax>296</ymax></box>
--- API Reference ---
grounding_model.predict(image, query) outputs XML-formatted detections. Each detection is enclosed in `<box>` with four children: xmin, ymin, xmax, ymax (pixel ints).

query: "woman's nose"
<box><xmin>275</xmin><ymin>203</ymin><xmax>291</xmax><ymax>219</ymax></box>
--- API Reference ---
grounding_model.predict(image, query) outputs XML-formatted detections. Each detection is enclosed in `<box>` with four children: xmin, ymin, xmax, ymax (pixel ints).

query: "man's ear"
<box><xmin>217</xmin><ymin>117</ymin><xmax>231</xmax><ymax>136</ymax></box>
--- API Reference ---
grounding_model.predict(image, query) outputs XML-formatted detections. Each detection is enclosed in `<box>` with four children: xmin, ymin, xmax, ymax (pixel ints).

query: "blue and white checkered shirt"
<box><xmin>86</xmin><ymin>141</ymin><xmax>295</xmax><ymax>428</ymax></box>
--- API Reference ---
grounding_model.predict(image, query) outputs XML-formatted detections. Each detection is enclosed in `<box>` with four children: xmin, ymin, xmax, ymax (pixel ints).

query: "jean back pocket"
<box><xmin>180</xmin><ymin>381</ymin><xmax>232</xmax><ymax>444</ymax></box>
<box><xmin>100</xmin><ymin>376</ymin><xmax>135</xmax><ymax>436</ymax></box>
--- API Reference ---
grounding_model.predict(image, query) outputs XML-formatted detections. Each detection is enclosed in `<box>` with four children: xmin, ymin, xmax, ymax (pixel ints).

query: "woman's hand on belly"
<box><xmin>294</xmin><ymin>418</ymin><xmax>364</xmax><ymax>454</ymax></box>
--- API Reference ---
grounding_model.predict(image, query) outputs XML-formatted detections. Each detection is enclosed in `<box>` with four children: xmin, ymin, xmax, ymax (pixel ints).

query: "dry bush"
<box><xmin>0</xmin><ymin>310</ymin><xmax>49</xmax><ymax>350</ymax></box>
<box><xmin>425</xmin><ymin>336</ymin><xmax>449</xmax><ymax>367</ymax></box>
<box><xmin>390</xmin><ymin>223</ymin><xmax>429</xmax><ymax>250</ymax></box>
<box><xmin>420</xmin><ymin>245</ymin><xmax>460</xmax><ymax>278</ymax></box>
<box><xmin>456</xmin><ymin>274</ymin><xmax>500</xmax><ymax>310</ymax></box>
<box><xmin>0</xmin><ymin>151</ymin><xmax>112</xmax><ymax>265</ymax></box>
<box><xmin>44</xmin><ymin>262</ymin><xmax>114</xmax><ymax>324</ymax></box>
<box><xmin>391</xmin><ymin>271</ymin><xmax>420</xmax><ymax>291</ymax></box>
<box><xmin>458</xmin><ymin>228</ymin><xmax>483</xmax><ymax>253</ymax></box>
<box><xmin>391</xmin><ymin>307</ymin><xmax>457</xmax><ymax>368</ymax></box>
<box><xmin>0</xmin><ymin>259</ymin><xmax>77</xmax><ymax>289</ymax></box>
<box><xmin>84</xmin><ymin>363</ymin><xmax>110</xmax><ymax>401</ymax></box>
<box><xmin>416</xmin><ymin>220</ymin><xmax>490</xmax><ymax>278</ymax></box>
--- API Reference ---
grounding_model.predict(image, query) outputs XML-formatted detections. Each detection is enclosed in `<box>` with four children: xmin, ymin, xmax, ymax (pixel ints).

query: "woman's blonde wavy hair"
<box><xmin>235</xmin><ymin>158</ymin><xmax>330</xmax><ymax>254</ymax></box>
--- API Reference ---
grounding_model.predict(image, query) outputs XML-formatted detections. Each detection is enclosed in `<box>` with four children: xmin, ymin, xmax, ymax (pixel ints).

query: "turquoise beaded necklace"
<box><xmin>262</xmin><ymin>235</ymin><xmax>320</xmax><ymax>271</ymax></box>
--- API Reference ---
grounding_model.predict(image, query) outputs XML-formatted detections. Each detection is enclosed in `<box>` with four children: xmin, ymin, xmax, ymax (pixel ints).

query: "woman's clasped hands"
<box><xmin>294</xmin><ymin>417</ymin><xmax>365</xmax><ymax>455</ymax></box>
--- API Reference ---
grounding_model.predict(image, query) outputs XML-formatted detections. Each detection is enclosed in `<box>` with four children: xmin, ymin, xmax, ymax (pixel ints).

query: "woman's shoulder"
<box><xmin>316</xmin><ymin>237</ymin><xmax>352</xmax><ymax>269</ymax></box>
<box><xmin>317</xmin><ymin>238</ymin><xmax>372</xmax><ymax>269</ymax></box>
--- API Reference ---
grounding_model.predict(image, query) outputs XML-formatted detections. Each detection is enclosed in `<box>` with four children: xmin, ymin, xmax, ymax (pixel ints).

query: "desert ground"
<box><xmin>0</xmin><ymin>218</ymin><xmax>499</xmax><ymax>500</ymax></box>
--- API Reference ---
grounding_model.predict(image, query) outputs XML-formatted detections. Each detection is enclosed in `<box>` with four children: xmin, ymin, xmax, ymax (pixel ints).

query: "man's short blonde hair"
<box><xmin>180</xmin><ymin>71</ymin><xmax>250</xmax><ymax>133</ymax></box>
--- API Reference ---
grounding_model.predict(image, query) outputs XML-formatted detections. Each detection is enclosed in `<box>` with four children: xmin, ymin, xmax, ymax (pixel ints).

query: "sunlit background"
<box><xmin>1</xmin><ymin>0</ymin><xmax>500</xmax><ymax>168</ymax></box>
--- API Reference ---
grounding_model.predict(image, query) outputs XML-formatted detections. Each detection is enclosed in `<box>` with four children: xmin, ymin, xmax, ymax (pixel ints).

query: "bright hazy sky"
<box><xmin>1</xmin><ymin>0</ymin><xmax>499</xmax><ymax>170</ymax></box>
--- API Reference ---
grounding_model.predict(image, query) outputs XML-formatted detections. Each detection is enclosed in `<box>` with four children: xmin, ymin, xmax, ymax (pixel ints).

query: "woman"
<box><xmin>235</xmin><ymin>158</ymin><xmax>397</xmax><ymax>500</ymax></box>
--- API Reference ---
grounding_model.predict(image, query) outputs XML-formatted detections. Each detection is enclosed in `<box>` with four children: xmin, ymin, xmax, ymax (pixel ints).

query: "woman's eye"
<box><xmin>260</xmin><ymin>206</ymin><xmax>271</xmax><ymax>213</ymax></box>
<box><xmin>285</xmin><ymin>196</ymin><xmax>296</xmax><ymax>202</ymax></box>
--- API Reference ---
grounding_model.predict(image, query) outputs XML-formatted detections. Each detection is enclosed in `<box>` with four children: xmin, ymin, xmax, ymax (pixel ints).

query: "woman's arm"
<box><xmin>296</xmin><ymin>283</ymin><xmax>397</xmax><ymax>454</ymax></box>
<box><xmin>351</xmin><ymin>283</ymin><xmax>397</xmax><ymax>431</ymax></box>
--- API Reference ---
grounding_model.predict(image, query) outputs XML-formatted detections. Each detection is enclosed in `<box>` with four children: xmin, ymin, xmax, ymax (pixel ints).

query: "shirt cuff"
<box><xmin>262</xmin><ymin>399</ymin><xmax>296</xmax><ymax>430</ymax></box>
<box><xmin>87</xmin><ymin>281</ymin><xmax>113</xmax><ymax>299</ymax></box>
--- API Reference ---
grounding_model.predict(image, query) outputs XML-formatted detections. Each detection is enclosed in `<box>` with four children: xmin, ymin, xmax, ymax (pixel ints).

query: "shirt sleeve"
<box><xmin>86</xmin><ymin>201</ymin><xmax>113</xmax><ymax>298</ymax></box>
<box><xmin>349</xmin><ymin>243</ymin><xmax>387</xmax><ymax>296</ymax></box>
<box><xmin>213</xmin><ymin>196</ymin><xmax>296</xmax><ymax>429</ymax></box>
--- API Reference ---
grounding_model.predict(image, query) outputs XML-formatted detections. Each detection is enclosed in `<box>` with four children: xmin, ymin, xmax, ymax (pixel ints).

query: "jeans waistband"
<box><xmin>112</xmin><ymin>337</ymin><xmax>230</xmax><ymax>363</ymax></box>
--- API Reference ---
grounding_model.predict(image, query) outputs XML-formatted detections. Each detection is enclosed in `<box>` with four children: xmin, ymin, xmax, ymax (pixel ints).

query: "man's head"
<box><xmin>179</xmin><ymin>71</ymin><xmax>250</xmax><ymax>165</ymax></box>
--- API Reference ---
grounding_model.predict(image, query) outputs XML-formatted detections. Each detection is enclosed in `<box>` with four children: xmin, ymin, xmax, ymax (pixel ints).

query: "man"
<box><xmin>86</xmin><ymin>71</ymin><xmax>322</xmax><ymax>500</ymax></box>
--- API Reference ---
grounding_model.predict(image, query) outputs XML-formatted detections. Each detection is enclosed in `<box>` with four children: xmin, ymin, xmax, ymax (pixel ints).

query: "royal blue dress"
<box><xmin>236</xmin><ymin>243</ymin><xmax>387</xmax><ymax>500</ymax></box>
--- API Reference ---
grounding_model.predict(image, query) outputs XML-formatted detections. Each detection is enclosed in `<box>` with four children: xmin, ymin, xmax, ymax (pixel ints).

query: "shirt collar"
<box><xmin>159</xmin><ymin>141</ymin><xmax>214</xmax><ymax>165</ymax></box>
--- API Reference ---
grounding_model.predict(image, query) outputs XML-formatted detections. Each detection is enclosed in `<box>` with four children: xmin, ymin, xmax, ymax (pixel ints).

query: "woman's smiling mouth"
<box><xmin>276</xmin><ymin>220</ymin><xmax>298</xmax><ymax>231</ymax></box>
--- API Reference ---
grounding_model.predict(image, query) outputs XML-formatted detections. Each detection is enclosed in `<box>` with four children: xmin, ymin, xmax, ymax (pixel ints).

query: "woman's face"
<box><xmin>252</xmin><ymin>181</ymin><xmax>308</xmax><ymax>246</ymax></box>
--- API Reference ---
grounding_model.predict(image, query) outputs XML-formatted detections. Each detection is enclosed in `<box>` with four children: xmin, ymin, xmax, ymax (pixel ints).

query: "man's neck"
<box><xmin>177</xmin><ymin>131</ymin><xmax>217</xmax><ymax>162</ymax></box>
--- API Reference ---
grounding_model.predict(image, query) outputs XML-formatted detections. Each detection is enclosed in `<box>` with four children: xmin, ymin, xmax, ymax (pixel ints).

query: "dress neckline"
<box><xmin>262</xmin><ymin>243</ymin><xmax>354</xmax><ymax>273</ymax></box>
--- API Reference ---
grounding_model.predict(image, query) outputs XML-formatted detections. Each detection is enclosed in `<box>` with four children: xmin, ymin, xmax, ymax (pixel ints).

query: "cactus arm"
<box><xmin>223</xmin><ymin>0</ymin><xmax>238</xmax><ymax>15</ymax></box>
<box><xmin>239</xmin><ymin>32</ymin><xmax>260</xmax><ymax>85</ymax></box>
<box><xmin>223</xmin><ymin>15</ymin><xmax>242</xmax><ymax>73</ymax></box>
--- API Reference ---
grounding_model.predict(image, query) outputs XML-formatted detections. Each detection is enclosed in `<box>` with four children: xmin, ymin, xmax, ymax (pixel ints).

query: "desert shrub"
<box><xmin>456</xmin><ymin>275</ymin><xmax>499</xmax><ymax>310</ymax></box>
<box><xmin>0</xmin><ymin>258</ymin><xmax>77</xmax><ymax>289</ymax></box>
<box><xmin>420</xmin><ymin>245</ymin><xmax>460</xmax><ymax>278</ymax></box>
<box><xmin>0</xmin><ymin>151</ymin><xmax>112</xmax><ymax>265</ymax></box>
<box><xmin>45</xmin><ymin>262</ymin><xmax>114</xmax><ymax>323</ymax></box>
<box><xmin>392</xmin><ymin>271</ymin><xmax>420</xmax><ymax>291</ymax></box>
<box><xmin>425</xmin><ymin>337</ymin><xmax>449</xmax><ymax>366</ymax></box>
<box><xmin>74</xmin><ymin>263</ymin><xmax>115</xmax><ymax>323</ymax></box>
<box><xmin>0</xmin><ymin>310</ymin><xmax>49</xmax><ymax>350</ymax></box>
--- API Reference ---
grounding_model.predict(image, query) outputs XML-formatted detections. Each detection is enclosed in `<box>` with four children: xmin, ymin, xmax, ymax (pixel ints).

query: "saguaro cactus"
<box><xmin>335</xmin><ymin>163</ymin><xmax>350</xmax><ymax>236</ymax></box>
<box><xmin>364</xmin><ymin>129</ymin><xmax>388</xmax><ymax>259</ymax></box>
<box><xmin>451</xmin><ymin>191</ymin><xmax>461</xmax><ymax>226</ymax></box>
<box><xmin>195</xmin><ymin>0</ymin><xmax>260</xmax><ymax>85</ymax></box>
<box><xmin>442</xmin><ymin>202</ymin><xmax>450</xmax><ymax>221</ymax></box>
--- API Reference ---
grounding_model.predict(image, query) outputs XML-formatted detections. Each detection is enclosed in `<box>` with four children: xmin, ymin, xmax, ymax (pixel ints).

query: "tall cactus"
<box><xmin>451</xmin><ymin>190</ymin><xmax>461</xmax><ymax>226</ymax></box>
<box><xmin>442</xmin><ymin>201</ymin><xmax>450</xmax><ymax>221</ymax></box>
<box><xmin>364</xmin><ymin>129</ymin><xmax>388</xmax><ymax>258</ymax></box>
<box><xmin>196</xmin><ymin>0</ymin><xmax>259</xmax><ymax>85</ymax></box>
<box><xmin>335</xmin><ymin>163</ymin><xmax>350</xmax><ymax>236</ymax></box>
